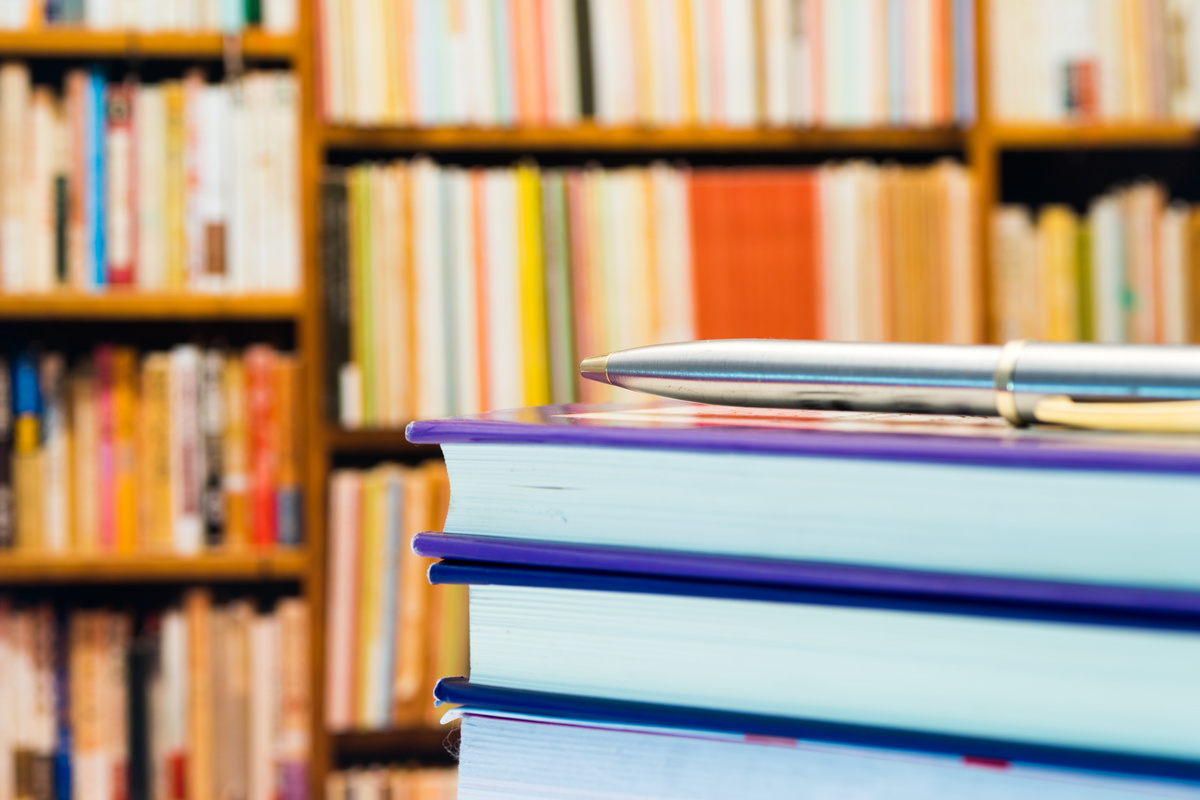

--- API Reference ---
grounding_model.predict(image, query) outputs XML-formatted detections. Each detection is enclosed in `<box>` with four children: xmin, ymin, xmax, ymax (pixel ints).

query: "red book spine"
<box><xmin>245</xmin><ymin>346</ymin><xmax>278</xmax><ymax>548</ymax></box>
<box><xmin>105</xmin><ymin>83</ymin><xmax>136</xmax><ymax>287</ymax></box>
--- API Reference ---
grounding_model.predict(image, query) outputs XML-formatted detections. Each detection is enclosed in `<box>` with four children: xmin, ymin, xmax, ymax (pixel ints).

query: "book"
<box><xmin>0</xmin><ymin>66</ymin><xmax>301</xmax><ymax>297</ymax></box>
<box><xmin>327</xmin><ymin>158</ymin><xmax>976</xmax><ymax>424</ymax></box>
<box><xmin>429</xmin><ymin>555</ymin><xmax>1200</xmax><ymax>768</ymax></box>
<box><xmin>408</xmin><ymin>403</ymin><xmax>1200</xmax><ymax>593</ymax></box>
<box><xmin>324</xmin><ymin>461</ymin><xmax>463</xmax><ymax>731</ymax></box>
<box><xmin>447</xmin><ymin>702</ymin><xmax>1200</xmax><ymax>798</ymax></box>
<box><xmin>0</xmin><ymin>343</ymin><xmax>300</xmax><ymax>555</ymax></box>
<box><xmin>317</xmin><ymin>0</ymin><xmax>972</xmax><ymax>127</ymax></box>
<box><xmin>993</xmin><ymin>179</ymin><xmax>1197</xmax><ymax>345</ymax></box>
<box><xmin>0</xmin><ymin>598</ymin><xmax>306</xmax><ymax>800</ymax></box>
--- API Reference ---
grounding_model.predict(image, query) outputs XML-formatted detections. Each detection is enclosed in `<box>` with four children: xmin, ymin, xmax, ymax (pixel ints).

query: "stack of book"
<box><xmin>317</xmin><ymin>0</ymin><xmax>975</xmax><ymax>128</ymax></box>
<box><xmin>326</xmin><ymin>766</ymin><xmax>456</xmax><ymax>800</ymax></box>
<box><xmin>989</xmin><ymin>0</ymin><xmax>1200</xmax><ymax>122</ymax></box>
<box><xmin>0</xmin><ymin>0</ymin><xmax>296</xmax><ymax>32</ymax></box>
<box><xmin>409</xmin><ymin>402</ymin><xmax>1200</xmax><ymax>799</ymax></box>
<box><xmin>0</xmin><ymin>64</ymin><xmax>301</xmax><ymax>295</ymax></box>
<box><xmin>323</xmin><ymin>158</ymin><xmax>977</xmax><ymax>424</ymax></box>
<box><xmin>0</xmin><ymin>590</ymin><xmax>309</xmax><ymax>800</ymax></box>
<box><xmin>992</xmin><ymin>182</ymin><xmax>1200</xmax><ymax>344</ymax></box>
<box><xmin>324</xmin><ymin>461</ymin><xmax>467</xmax><ymax>732</ymax></box>
<box><xmin>0</xmin><ymin>343</ymin><xmax>303</xmax><ymax>555</ymax></box>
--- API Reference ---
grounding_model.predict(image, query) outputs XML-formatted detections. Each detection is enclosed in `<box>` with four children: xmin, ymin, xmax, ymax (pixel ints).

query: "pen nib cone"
<box><xmin>579</xmin><ymin>355</ymin><xmax>611</xmax><ymax>384</ymax></box>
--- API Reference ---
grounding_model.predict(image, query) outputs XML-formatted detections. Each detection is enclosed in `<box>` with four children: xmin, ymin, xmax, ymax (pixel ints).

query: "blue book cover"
<box><xmin>435</xmin><ymin>677</ymin><xmax>1200</xmax><ymax>786</ymax></box>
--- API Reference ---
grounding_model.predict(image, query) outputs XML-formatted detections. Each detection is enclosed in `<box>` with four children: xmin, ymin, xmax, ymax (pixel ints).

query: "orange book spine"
<box><xmin>245</xmin><ymin>346</ymin><xmax>278</xmax><ymax>548</ymax></box>
<box><xmin>112</xmin><ymin>347</ymin><xmax>139</xmax><ymax>554</ymax></box>
<box><xmin>472</xmin><ymin>171</ymin><xmax>491</xmax><ymax>411</ymax></box>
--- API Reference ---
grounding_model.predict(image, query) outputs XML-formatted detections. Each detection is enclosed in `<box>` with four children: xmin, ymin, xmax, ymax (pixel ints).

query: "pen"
<box><xmin>579</xmin><ymin>339</ymin><xmax>1200</xmax><ymax>432</ymax></box>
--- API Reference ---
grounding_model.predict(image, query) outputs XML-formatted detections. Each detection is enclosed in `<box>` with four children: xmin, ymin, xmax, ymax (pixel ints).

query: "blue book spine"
<box><xmin>91</xmin><ymin>70</ymin><xmax>106</xmax><ymax>289</ymax></box>
<box><xmin>492</xmin><ymin>0</ymin><xmax>513</xmax><ymax>127</ymax></box>
<box><xmin>53</xmin><ymin>610</ymin><xmax>71</xmax><ymax>800</ymax></box>
<box><xmin>13</xmin><ymin>351</ymin><xmax>41</xmax><ymax>419</ymax></box>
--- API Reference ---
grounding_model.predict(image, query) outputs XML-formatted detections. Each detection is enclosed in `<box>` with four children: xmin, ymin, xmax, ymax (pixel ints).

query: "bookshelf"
<box><xmin>9</xmin><ymin>1</ymin><xmax>1200</xmax><ymax>798</ymax></box>
<box><xmin>0</xmin><ymin>293</ymin><xmax>304</xmax><ymax>319</ymax></box>
<box><xmin>0</xmin><ymin>550</ymin><xmax>307</xmax><ymax>583</ymax></box>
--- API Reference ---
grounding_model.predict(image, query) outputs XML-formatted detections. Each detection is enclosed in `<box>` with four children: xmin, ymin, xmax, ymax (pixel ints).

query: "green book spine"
<box><xmin>54</xmin><ymin>176</ymin><xmax>68</xmax><ymax>286</ymax></box>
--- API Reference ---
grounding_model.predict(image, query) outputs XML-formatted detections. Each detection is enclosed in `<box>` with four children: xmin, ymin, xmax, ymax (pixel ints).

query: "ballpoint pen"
<box><xmin>580</xmin><ymin>339</ymin><xmax>1200</xmax><ymax>432</ymax></box>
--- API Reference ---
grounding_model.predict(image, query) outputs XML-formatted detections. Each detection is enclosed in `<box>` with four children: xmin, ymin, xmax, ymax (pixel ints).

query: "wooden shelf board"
<box><xmin>0</xmin><ymin>293</ymin><xmax>303</xmax><ymax>320</ymax></box>
<box><xmin>331</xmin><ymin>726</ymin><xmax>458</xmax><ymax>758</ymax></box>
<box><xmin>991</xmin><ymin>123</ymin><xmax>1200</xmax><ymax>148</ymax></box>
<box><xmin>0</xmin><ymin>550</ymin><xmax>307</xmax><ymax>584</ymax></box>
<box><xmin>321</xmin><ymin>124</ymin><xmax>966</xmax><ymax>153</ymax></box>
<box><xmin>0</xmin><ymin>29</ymin><xmax>297</xmax><ymax>59</ymax></box>
<box><xmin>326</xmin><ymin>427</ymin><xmax>435</xmax><ymax>453</ymax></box>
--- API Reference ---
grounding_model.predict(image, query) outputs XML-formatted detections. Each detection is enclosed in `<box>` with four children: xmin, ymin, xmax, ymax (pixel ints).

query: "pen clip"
<box><xmin>1032</xmin><ymin>395</ymin><xmax>1200</xmax><ymax>433</ymax></box>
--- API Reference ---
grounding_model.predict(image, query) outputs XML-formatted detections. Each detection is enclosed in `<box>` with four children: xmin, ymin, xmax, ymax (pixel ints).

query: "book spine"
<box><xmin>200</xmin><ymin>350</ymin><xmax>225</xmax><ymax>547</ymax></box>
<box><xmin>113</xmin><ymin>348</ymin><xmax>139</xmax><ymax>554</ymax></box>
<box><xmin>139</xmin><ymin>355</ymin><xmax>170</xmax><ymax>552</ymax></box>
<box><xmin>90</xmin><ymin>69</ymin><xmax>107</xmax><ymax>290</ymax></box>
<box><xmin>0</xmin><ymin>356</ymin><xmax>12</xmax><ymax>550</ymax></box>
<box><xmin>170</xmin><ymin>346</ymin><xmax>202</xmax><ymax>554</ymax></box>
<box><xmin>163</xmin><ymin>82</ymin><xmax>187</xmax><ymax>291</ymax></box>
<box><xmin>245</xmin><ymin>346</ymin><xmax>277</xmax><ymax>549</ymax></box>
<box><xmin>273</xmin><ymin>355</ymin><xmax>302</xmax><ymax>547</ymax></box>
<box><xmin>321</xmin><ymin>168</ymin><xmax>350</xmax><ymax>423</ymax></box>
<box><xmin>221</xmin><ymin>356</ymin><xmax>249</xmax><ymax>549</ymax></box>
<box><xmin>183</xmin><ymin>71</ymin><xmax>205</xmax><ymax>290</ymax></box>
<box><xmin>13</xmin><ymin>351</ymin><xmax>42</xmax><ymax>552</ymax></box>
<box><xmin>105</xmin><ymin>82</ymin><xmax>136</xmax><ymax>287</ymax></box>
<box><xmin>276</xmin><ymin>599</ymin><xmax>309</xmax><ymax>800</ymax></box>
<box><xmin>38</xmin><ymin>355</ymin><xmax>68</xmax><ymax>554</ymax></box>
<box><xmin>95</xmin><ymin>346</ymin><xmax>115</xmax><ymax>552</ymax></box>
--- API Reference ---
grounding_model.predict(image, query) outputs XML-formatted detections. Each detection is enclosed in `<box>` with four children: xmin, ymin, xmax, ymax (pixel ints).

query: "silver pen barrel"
<box><xmin>580</xmin><ymin>340</ymin><xmax>1200</xmax><ymax>420</ymax></box>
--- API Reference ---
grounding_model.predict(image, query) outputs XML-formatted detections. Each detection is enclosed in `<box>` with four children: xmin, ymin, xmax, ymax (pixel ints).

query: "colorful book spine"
<box><xmin>0</xmin><ymin>356</ymin><xmax>12</xmax><ymax>550</ymax></box>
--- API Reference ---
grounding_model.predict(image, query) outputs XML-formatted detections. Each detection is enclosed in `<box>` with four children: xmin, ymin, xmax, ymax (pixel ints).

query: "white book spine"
<box><xmin>450</xmin><ymin>170</ymin><xmax>480</xmax><ymax>415</ymax></box>
<box><xmin>28</xmin><ymin>91</ymin><xmax>55</xmax><ymax>293</ymax></box>
<box><xmin>690</xmin><ymin>0</ymin><xmax>713</xmax><ymax>125</ymax></box>
<box><xmin>196</xmin><ymin>85</ymin><xmax>228</xmax><ymax>294</ymax></box>
<box><xmin>170</xmin><ymin>345</ymin><xmax>203</xmax><ymax>554</ymax></box>
<box><xmin>484</xmin><ymin>169</ymin><xmax>524</xmax><ymax>410</ymax></box>
<box><xmin>273</xmin><ymin>73</ymin><xmax>301</xmax><ymax>293</ymax></box>
<box><xmin>39</xmin><ymin>355</ymin><xmax>69</xmax><ymax>553</ymax></box>
<box><xmin>263</xmin><ymin>0</ymin><xmax>297</xmax><ymax>32</ymax></box>
<box><xmin>249</xmin><ymin>614</ymin><xmax>279</xmax><ymax>800</ymax></box>
<box><xmin>557</xmin><ymin>0</ymin><xmax>582</xmax><ymax>125</ymax></box>
<box><xmin>413</xmin><ymin>159</ymin><xmax>448</xmax><ymax>419</ymax></box>
<box><xmin>226</xmin><ymin>82</ymin><xmax>246</xmax><ymax>293</ymax></box>
<box><xmin>0</xmin><ymin>64</ymin><xmax>30</xmax><ymax>292</ymax></box>
<box><xmin>1160</xmin><ymin>204</ymin><xmax>1190</xmax><ymax>344</ymax></box>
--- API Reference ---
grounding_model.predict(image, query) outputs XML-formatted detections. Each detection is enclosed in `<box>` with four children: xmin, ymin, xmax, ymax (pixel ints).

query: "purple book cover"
<box><xmin>406</xmin><ymin>402</ymin><xmax>1200</xmax><ymax>474</ymax></box>
<box><xmin>412</xmin><ymin>531</ymin><xmax>1200</xmax><ymax>617</ymax></box>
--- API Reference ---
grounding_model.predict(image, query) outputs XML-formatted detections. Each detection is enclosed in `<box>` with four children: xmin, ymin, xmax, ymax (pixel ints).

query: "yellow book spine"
<box><xmin>112</xmin><ymin>348</ymin><xmax>138</xmax><ymax>554</ymax></box>
<box><xmin>13</xmin><ymin>415</ymin><xmax>41</xmax><ymax>551</ymax></box>
<box><xmin>222</xmin><ymin>355</ymin><xmax>249</xmax><ymax>550</ymax></box>
<box><xmin>141</xmin><ymin>354</ymin><xmax>173</xmax><ymax>553</ymax></box>
<box><xmin>517</xmin><ymin>164</ymin><xmax>551</xmax><ymax>406</ymax></box>
<box><xmin>1039</xmin><ymin>205</ymin><xmax>1080</xmax><ymax>341</ymax></box>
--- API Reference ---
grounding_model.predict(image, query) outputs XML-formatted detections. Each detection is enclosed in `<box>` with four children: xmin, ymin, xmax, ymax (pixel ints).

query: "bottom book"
<box><xmin>451</xmin><ymin>709</ymin><xmax>1200</xmax><ymax>800</ymax></box>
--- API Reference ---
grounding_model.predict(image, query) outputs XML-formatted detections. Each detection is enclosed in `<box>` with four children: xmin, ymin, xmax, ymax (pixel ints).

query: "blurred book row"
<box><xmin>992</xmin><ymin>181</ymin><xmax>1200</xmax><ymax>344</ymax></box>
<box><xmin>326</xmin><ymin>767</ymin><xmax>456</xmax><ymax>800</ymax></box>
<box><xmin>318</xmin><ymin>0</ymin><xmax>975</xmax><ymax>128</ymax></box>
<box><xmin>0</xmin><ymin>592</ymin><xmax>309</xmax><ymax>800</ymax></box>
<box><xmin>325</xmin><ymin>462</ymin><xmax>467</xmax><ymax>732</ymax></box>
<box><xmin>990</xmin><ymin>0</ymin><xmax>1200</xmax><ymax>122</ymax></box>
<box><xmin>322</xmin><ymin>158</ymin><xmax>978</xmax><ymax>425</ymax></box>
<box><xmin>0</xmin><ymin>64</ymin><xmax>301</xmax><ymax>295</ymax></box>
<box><xmin>0</xmin><ymin>0</ymin><xmax>296</xmax><ymax>33</ymax></box>
<box><xmin>0</xmin><ymin>343</ymin><xmax>303</xmax><ymax>555</ymax></box>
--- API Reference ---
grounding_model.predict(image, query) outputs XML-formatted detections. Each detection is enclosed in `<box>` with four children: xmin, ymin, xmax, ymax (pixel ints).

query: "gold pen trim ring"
<box><xmin>994</xmin><ymin>339</ymin><xmax>1029</xmax><ymax>427</ymax></box>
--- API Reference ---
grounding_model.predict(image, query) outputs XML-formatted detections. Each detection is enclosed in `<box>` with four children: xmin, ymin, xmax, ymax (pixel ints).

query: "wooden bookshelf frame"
<box><xmin>10</xmin><ymin>2</ymin><xmax>1200</xmax><ymax>797</ymax></box>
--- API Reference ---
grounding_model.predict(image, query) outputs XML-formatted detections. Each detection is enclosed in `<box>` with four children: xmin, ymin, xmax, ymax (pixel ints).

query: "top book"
<box><xmin>408</xmin><ymin>402</ymin><xmax>1200</xmax><ymax>595</ymax></box>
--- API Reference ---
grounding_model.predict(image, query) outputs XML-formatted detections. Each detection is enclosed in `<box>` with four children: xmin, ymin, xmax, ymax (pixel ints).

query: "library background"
<box><xmin>0</xmin><ymin>0</ymin><xmax>1196</xmax><ymax>798</ymax></box>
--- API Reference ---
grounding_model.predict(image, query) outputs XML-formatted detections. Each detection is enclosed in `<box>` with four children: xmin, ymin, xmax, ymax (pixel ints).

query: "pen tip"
<box><xmin>579</xmin><ymin>355</ymin><xmax>611</xmax><ymax>385</ymax></box>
